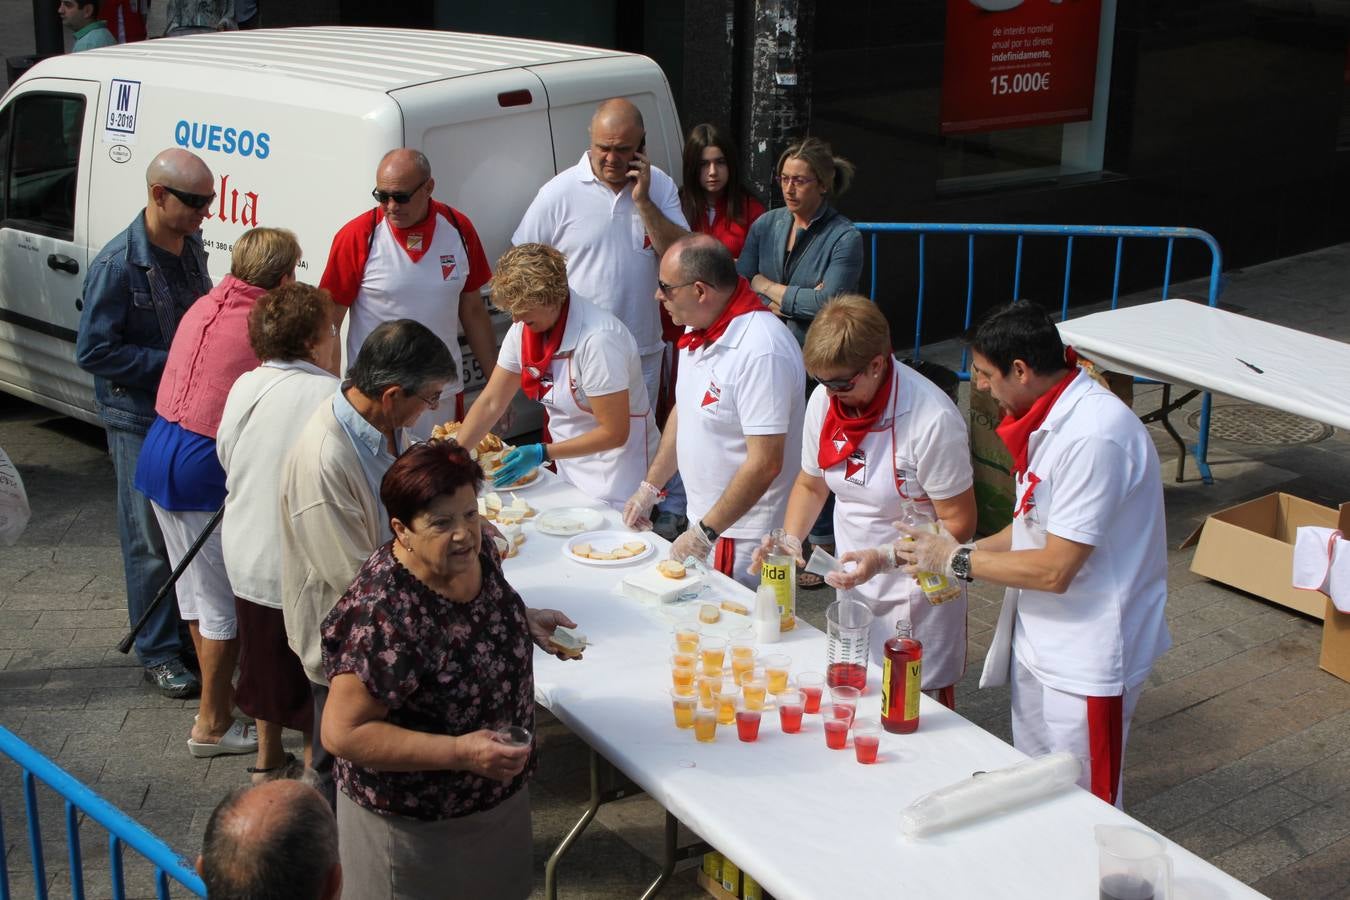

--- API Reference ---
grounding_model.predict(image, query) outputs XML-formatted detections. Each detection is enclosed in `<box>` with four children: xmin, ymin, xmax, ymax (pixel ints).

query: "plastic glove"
<box><xmin>670</xmin><ymin>518</ymin><xmax>714</xmax><ymax>565</ymax></box>
<box><xmin>747</xmin><ymin>531</ymin><xmax>804</xmax><ymax>576</ymax></box>
<box><xmin>525</xmin><ymin>607</ymin><xmax>581</xmax><ymax>659</ymax></box>
<box><xmin>622</xmin><ymin>481</ymin><xmax>663</xmax><ymax>530</ymax></box>
<box><xmin>493</xmin><ymin>443</ymin><xmax>546</xmax><ymax>487</ymax></box>
<box><xmin>826</xmin><ymin>545</ymin><xmax>897</xmax><ymax>591</ymax></box>
<box><xmin>893</xmin><ymin>523</ymin><xmax>961</xmax><ymax>579</ymax></box>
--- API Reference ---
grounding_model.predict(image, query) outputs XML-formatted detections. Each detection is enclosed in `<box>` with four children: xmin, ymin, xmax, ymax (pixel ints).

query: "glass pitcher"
<box><xmin>1095</xmin><ymin>825</ymin><xmax>1172</xmax><ymax>900</ymax></box>
<box><xmin>824</xmin><ymin>593</ymin><xmax>872</xmax><ymax>692</ymax></box>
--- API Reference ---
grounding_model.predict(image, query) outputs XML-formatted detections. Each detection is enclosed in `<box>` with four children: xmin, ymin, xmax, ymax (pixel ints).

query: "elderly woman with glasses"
<box><xmin>455</xmin><ymin>243</ymin><xmax>659</xmax><ymax>508</ymax></box>
<box><xmin>321</xmin><ymin>441</ymin><xmax>579</xmax><ymax>899</ymax></box>
<box><xmin>134</xmin><ymin>227</ymin><xmax>301</xmax><ymax>759</ymax></box>
<box><xmin>751</xmin><ymin>295</ymin><xmax>977</xmax><ymax>709</ymax></box>
<box><xmin>216</xmin><ymin>283</ymin><xmax>342</xmax><ymax>781</ymax></box>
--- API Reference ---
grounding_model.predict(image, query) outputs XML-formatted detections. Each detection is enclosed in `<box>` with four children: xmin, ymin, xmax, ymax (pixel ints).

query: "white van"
<box><xmin>0</xmin><ymin>27</ymin><xmax>684</xmax><ymax>430</ymax></box>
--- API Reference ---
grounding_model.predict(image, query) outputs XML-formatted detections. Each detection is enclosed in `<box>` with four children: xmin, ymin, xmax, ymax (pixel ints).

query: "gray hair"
<box><xmin>347</xmin><ymin>319</ymin><xmax>456</xmax><ymax>398</ymax></box>
<box><xmin>674</xmin><ymin>234</ymin><xmax>738</xmax><ymax>290</ymax></box>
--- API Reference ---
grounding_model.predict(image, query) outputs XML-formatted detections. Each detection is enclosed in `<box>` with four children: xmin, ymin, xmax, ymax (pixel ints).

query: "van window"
<box><xmin>0</xmin><ymin>93</ymin><xmax>85</xmax><ymax>239</ymax></box>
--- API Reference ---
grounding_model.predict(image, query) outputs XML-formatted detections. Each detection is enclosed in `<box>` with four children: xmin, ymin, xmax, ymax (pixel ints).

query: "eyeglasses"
<box><xmin>778</xmin><ymin>174</ymin><xmax>817</xmax><ymax>188</ymax></box>
<box><xmin>818</xmin><ymin>369</ymin><xmax>866</xmax><ymax>392</ymax></box>
<box><xmin>657</xmin><ymin>279</ymin><xmax>696</xmax><ymax>297</ymax></box>
<box><xmin>159</xmin><ymin>185</ymin><xmax>216</xmax><ymax>210</ymax></box>
<box><xmin>407</xmin><ymin>387</ymin><xmax>441</xmax><ymax>409</ymax></box>
<box><xmin>371</xmin><ymin>178</ymin><xmax>429</xmax><ymax>205</ymax></box>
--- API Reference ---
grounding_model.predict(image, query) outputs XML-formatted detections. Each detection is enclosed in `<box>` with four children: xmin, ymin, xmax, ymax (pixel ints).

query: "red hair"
<box><xmin>381</xmin><ymin>440</ymin><xmax>484</xmax><ymax>527</ymax></box>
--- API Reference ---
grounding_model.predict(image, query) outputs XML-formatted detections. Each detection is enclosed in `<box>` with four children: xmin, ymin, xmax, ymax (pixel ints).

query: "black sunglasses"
<box><xmin>160</xmin><ymin>185</ymin><xmax>215</xmax><ymax>210</ymax></box>
<box><xmin>371</xmin><ymin>178</ymin><xmax>429</xmax><ymax>205</ymax></box>
<box><xmin>818</xmin><ymin>369</ymin><xmax>866</xmax><ymax>392</ymax></box>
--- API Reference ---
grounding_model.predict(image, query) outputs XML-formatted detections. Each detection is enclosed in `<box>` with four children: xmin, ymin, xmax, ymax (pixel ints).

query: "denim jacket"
<box><xmin>75</xmin><ymin>211</ymin><xmax>211</xmax><ymax>432</ymax></box>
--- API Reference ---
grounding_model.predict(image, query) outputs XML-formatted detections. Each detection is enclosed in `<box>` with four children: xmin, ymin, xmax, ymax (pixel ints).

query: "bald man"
<box><xmin>320</xmin><ymin>148</ymin><xmax>494</xmax><ymax>439</ymax></box>
<box><xmin>513</xmin><ymin>97</ymin><xmax>689</xmax><ymax>415</ymax></box>
<box><xmin>77</xmin><ymin>147</ymin><xmax>214</xmax><ymax>699</ymax></box>
<box><xmin>197</xmin><ymin>779</ymin><xmax>341</xmax><ymax>900</ymax></box>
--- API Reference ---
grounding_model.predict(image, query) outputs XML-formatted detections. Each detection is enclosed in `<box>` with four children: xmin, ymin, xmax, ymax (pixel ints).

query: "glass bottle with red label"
<box><xmin>881</xmin><ymin>619</ymin><xmax>922</xmax><ymax>734</ymax></box>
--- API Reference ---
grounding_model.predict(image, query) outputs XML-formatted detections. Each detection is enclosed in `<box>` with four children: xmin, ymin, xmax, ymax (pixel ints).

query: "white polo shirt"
<box><xmin>512</xmin><ymin>153</ymin><xmax>689</xmax><ymax>356</ymax></box>
<box><xmin>1010</xmin><ymin>370</ymin><xmax>1171</xmax><ymax>696</ymax></box>
<box><xmin>675</xmin><ymin>310</ymin><xmax>805</xmax><ymax>540</ymax></box>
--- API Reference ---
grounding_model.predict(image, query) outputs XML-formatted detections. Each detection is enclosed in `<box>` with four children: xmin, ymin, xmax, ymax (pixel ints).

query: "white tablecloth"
<box><xmin>509</xmin><ymin>471</ymin><xmax>1264</xmax><ymax>899</ymax></box>
<box><xmin>1057</xmin><ymin>298</ymin><xmax>1350</xmax><ymax>429</ymax></box>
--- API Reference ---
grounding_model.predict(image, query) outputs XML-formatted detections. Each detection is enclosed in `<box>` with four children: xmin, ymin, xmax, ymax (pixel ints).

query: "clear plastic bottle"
<box><xmin>759</xmin><ymin>528</ymin><xmax>797</xmax><ymax>631</ymax></box>
<box><xmin>882</xmin><ymin>619</ymin><xmax>922</xmax><ymax>734</ymax></box>
<box><xmin>898</xmin><ymin>501</ymin><xmax>961</xmax><ymax>604</ymax></box>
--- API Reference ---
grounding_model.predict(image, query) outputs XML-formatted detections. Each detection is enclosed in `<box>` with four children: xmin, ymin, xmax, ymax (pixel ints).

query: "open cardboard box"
<box><xmin>1180</xmin><ymin>493</ymin><xmax>1350</xmax><ymax>682</ymax></box>
<box><xmin>1180</xmin><ymin>493</ymin><xmax>1348</xmax><ymax>620</ymax></box>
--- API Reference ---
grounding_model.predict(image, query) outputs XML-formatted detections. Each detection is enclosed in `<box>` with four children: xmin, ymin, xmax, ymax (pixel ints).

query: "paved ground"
<box><xmin>0</xmin><ymin>243</ymin><xmax>1347</xmax><ymax>898</ymax></box>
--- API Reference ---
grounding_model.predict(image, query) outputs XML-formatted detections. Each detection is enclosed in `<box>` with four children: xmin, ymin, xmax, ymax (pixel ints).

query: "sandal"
<box><xmin>247</xmin><ymin>752</ymin><xmax>297</xmax><ymax>782</ymax></box>
<box><xmin>187</xmin><ymin>720</ymin><xmax>258</xmax><ymax>758</ymax></box>
<box><xmin>797</xmin><ymin>566</ymin><xmax>827</xmax><ymax>590</ymax></box>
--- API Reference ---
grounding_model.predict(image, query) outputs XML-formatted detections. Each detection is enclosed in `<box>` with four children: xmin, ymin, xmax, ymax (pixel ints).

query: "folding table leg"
<box><xmin>544</xmin><ymin>748</ymin><xmax>640</xmax><ymax>900</ymax></box>
<box><xmin>637</xmin><ymin>810</ymin><xmax>711</xmax><ymax>900</ymax></box>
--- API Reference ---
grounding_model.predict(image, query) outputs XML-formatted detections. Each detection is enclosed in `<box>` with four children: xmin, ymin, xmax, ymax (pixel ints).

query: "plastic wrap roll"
<box><xmin>900</xmin><ymin>752</ymin><xmax>1081</xmax><ymax>838</ymax></box>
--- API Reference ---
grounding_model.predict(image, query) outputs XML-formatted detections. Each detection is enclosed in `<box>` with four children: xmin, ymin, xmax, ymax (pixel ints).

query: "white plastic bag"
<box><xmin>0</xmin><ymin>447</ymin><xmax>31</xmax><ymax>546</ymax></box>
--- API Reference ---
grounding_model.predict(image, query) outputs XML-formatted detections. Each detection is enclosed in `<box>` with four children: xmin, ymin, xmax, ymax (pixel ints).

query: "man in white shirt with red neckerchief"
<box><xmin>897</xmin><ymin>301</ymin><xmax>1170</xmax><ymax>808</ymax></box>
<box><xmin>320</xmin><ymin>148</ymin><xmax>495</xmax><ymax>440</ymax></box>
<box><xmin>624</xmin><ymin>234</ymin><xmax>804</xmax><ymax>589</ymax></box>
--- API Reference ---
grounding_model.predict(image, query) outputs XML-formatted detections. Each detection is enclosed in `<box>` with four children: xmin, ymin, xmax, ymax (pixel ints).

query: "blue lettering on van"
<box><xmin>173</xmin><ymin>119</ymin><xmax>272</xmax><ymax>160</ymax></box>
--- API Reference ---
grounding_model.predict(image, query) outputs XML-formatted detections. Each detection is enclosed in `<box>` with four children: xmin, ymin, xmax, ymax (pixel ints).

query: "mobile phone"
<box><xmin>629</xmin><ymin>136</ymin><xmax>647</xmax><ymax>169</ymax></box>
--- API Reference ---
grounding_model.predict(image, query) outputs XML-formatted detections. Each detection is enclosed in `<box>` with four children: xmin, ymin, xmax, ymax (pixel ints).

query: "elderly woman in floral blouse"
<box><xmin>320</xmin><ymin>441</ymin><xmax>580</xmax><ymax>899</ymax></box>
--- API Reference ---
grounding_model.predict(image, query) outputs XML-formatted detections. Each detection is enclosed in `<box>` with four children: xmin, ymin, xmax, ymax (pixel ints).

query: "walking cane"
<box><xmin>115</xmin><ymin>503</ymin><xmax>225</xmax><ymax>655</ymax></box>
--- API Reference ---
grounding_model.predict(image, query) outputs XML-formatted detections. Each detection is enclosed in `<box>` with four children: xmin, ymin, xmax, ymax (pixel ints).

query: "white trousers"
<box><xmin>152</xmin><ymin>503</ymin><xmax>236</xmax><ymax>641</ymax></box>
<box><xmin>1010</xmin><ymin>659</ymin><xmax>1142</xmax><ymax>809</ymax></box>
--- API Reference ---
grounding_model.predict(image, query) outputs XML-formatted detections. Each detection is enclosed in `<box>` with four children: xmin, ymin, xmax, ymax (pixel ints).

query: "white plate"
<box><xmin>490</xmin><ymin>468</ymin><xmax>544</xmax><ymax>491</ymax></box>
<box><xmin>535</xmin><ymin>507</ymin><xmax>606</xmax><ymax>537</ymax></box>
<box><xmin>564</xmin><ymin>530</ymin><xmax>656</xmax><ymax>567</ymax></box>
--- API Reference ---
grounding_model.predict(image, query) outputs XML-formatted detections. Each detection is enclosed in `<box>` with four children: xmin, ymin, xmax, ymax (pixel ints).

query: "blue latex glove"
<box><xmin>494</xmin><ymin>443</ymin><xmax>546</xmax><ymax>487</ymax></box>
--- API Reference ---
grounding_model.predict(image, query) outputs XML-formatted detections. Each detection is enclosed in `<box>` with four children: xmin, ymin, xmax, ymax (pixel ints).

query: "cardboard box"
<box><xmin>1320</xmin><ymin>599</ymin><xmax>1350</xmax><ymax>682</ymax></box>
<box><xmin>1180</xmin><ymin>493</ymin><xmax>1349</xmax><ymax>620</ymax></box>
<box><xmin>701</xmin><ymin>851</ymin><xmax>722</xmax><ymax>883</ymax></box>
<box><xmin>967</xmin><ymin>385</ymin><xmax>1015</xmax><ymax>536</ymax></box>
<box><xmin>742</xmin><ymin>871</ymin><xmax>766</xmax><ymax>900</ymax></box>
<box><xmin>720</xmin><ymin>857</ymin><xmax>741</xmax><ymax>895</ymax></box>
<box><xmin>696</xmin><ymin>871</ymin><xmax>738</xmax><ymax>900</ymax></box>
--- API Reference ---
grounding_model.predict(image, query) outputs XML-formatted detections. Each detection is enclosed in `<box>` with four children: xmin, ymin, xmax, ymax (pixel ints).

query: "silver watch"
<box><xmin>950</xmin><ymin>546</ymin><xmax>974</xmax><ymax>582</ymax></box>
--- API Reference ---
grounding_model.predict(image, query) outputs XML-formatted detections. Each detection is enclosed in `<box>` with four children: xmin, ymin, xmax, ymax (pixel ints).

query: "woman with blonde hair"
<box><xmin>134</xmin><ymin>226</ymin><xmax>301</xmax><ymax>759</ymax></box>
<box><xmin>455</xmin><ymin>243</ymin><xmax>659</xmax><ymax>508</ymax></box>
<box><xmin>752</xmin><ymin>295</ymin><xmax>977</xmax><ymax>707</ymax></box>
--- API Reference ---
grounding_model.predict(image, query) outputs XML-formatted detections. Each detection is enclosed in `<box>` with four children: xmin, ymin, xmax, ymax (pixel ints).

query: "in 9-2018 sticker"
<box><xmin>103</xmin><ymin>79</ymin><xmax>141</xmax><ymax>145</ymax></box>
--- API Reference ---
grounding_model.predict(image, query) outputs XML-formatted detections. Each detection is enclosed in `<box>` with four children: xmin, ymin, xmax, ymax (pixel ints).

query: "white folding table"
<box><xmin>506</xmin><ymin>470</ymin><xmax>1265</xmax><ymax>899</ymax></box>
<box><xmin>1057</xmin><ymin>298</ymin><xmax>1350</xmax><ymax>482</ymax></box>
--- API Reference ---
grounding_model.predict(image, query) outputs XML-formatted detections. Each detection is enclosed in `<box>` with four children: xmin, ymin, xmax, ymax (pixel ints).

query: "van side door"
<box><xmin>0</xmin><ymin>78</ymin><xmax>100</xmax><ymax>423</ymax></box>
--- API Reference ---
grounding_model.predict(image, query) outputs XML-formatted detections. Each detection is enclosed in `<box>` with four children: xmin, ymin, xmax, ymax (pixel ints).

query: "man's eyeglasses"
<box><xmin>372</xmin><ymin>178</ymin><xmax>429</xmax><ymax>205</ymax></box>
<box><xmin>160</xmin><ymin>185</ymin><xmax>216</xmax><ymax>210</ymax></box>
<box><xmin>657</xmin><ymin>279</ymin><xmax>696</xmax><ymax>297</ymax></box>
<box><xmin>407</xmin><ymin>388</ymin><xmax>441</xmax><ymax>409</ymax></box>
<box><xmin>778</xmin><ymin>174</ymin><xmax>816</xmax><ymax>188</ymax></box>
<box><xmin>818</xmin><ymin>369</ymin><xmax>865</xmax><ymax>392</ymax></box>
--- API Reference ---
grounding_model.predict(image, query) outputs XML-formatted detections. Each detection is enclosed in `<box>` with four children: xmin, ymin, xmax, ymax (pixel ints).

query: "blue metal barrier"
<box><xmin>0</xmin><ymin>725</ymin><xmax>206</xmax><ymax>899</ymax></box>
<box><xmin>854</xmin><ymin>222</ymin><xmax>1224</xmax><ymax>483</ymax></box>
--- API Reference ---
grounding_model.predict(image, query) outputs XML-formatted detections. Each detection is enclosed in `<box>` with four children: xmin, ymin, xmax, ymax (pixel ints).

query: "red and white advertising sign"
<box><xmin>940</xmin><ymin>0</ymin><xmax>1103</xmax><ymax>135</ymax></box>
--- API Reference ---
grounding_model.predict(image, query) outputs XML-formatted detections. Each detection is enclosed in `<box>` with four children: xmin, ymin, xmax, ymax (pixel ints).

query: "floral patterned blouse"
<box><xmin>321</xmin><ymin>540</ymin><xmax>536</xmax><ymax>821</ymax></box>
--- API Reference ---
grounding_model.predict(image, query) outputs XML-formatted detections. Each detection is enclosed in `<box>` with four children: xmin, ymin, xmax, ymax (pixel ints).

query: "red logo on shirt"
<box><xmin>642</xmin><ymin>232</ymin><xmax>652</xmax><ymax>250</ymax></box>
<box><xmin>844</xmin><ymin>449</ymin><xmax>866</xmax><ymax>486</ymax></box>
<box><xmin>701</xmin><ymin>381</ymin><xmax>721</xmax><ymax>410</ymax></box>
<box><xmin>440</xmin><ymin>253</ymin><xmax>457</xmax><ymax>280</ymax></box>
<box><xmin>1014</xmin><ymin>471</ymin><xmax>1041</xmax><ymax>519</ymax></box>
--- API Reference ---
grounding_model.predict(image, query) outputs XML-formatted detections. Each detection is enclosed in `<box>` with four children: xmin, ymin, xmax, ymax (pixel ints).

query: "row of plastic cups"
<box><xmin>671</xmin><ymin>681</ymin><xmax>879</xmax><ymax>760</ymax></box>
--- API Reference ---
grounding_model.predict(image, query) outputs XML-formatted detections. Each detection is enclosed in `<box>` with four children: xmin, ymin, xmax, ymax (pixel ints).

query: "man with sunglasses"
<box><xmin>624</xmin><ymin>235</ymin><xmax>804</xmax><ymax>589</ymax></box>
<box><xmin>76</xmin><ymin>147</ymin><xmax>215</xmax><ymax>698</ymax></box>
<box><xmin>320</xmin><ymin>149</ymin><xmax>494</xmax><ymax>441</ymax></box>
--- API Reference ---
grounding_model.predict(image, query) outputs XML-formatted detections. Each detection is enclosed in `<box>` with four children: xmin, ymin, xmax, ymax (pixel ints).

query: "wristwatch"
<box><xmin>950</xmin><ymin>546</ymin><xmax>974</xmax><ymax>582</ymax></box>
<box><xmin>699</xmin><ymin>521</ymin><xmax>719</xmax><ymax>544</ymax></box>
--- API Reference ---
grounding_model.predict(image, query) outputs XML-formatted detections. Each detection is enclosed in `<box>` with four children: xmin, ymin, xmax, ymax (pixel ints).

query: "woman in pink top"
<box><xmin>135</xmin><ymin>227</ymin><xmax>302</xmax><ymax>760</ymax></box>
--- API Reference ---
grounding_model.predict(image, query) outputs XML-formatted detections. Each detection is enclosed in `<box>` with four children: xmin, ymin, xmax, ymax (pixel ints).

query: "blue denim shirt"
<box><xmin>75</xmin><ymin>211</ymin><xmax>211</xmax><ymax>433</ymax></box>
<box><xmin>735</xmin><ymin>204</ymin><xmax>863</xmax><ymax>345</ymax></box>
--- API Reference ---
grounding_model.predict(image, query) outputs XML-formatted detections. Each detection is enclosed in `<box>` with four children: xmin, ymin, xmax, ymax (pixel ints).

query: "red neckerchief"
<box><xmin>818</xmin><ymin>357</ymin><xmax>894</xmax><ymax>470</ymax></box>
<box><xmin>383</xmin><ymin>202</ymin><xmax>440</xmax><ymax>264</ymax></box>
<box><xmin>676</xmin><ymin>277</ymin><xmax>768</xmax><ymax>352</ymax></box>
<box><xmin>520</xmin><ymin>296</ymin><xmax>570</xmax><ymax>401</ymax></box>
<box><xmin>995</xmin><ymin>348</ymin><xmax>1080</xmax><ymax>476</ymax></box>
